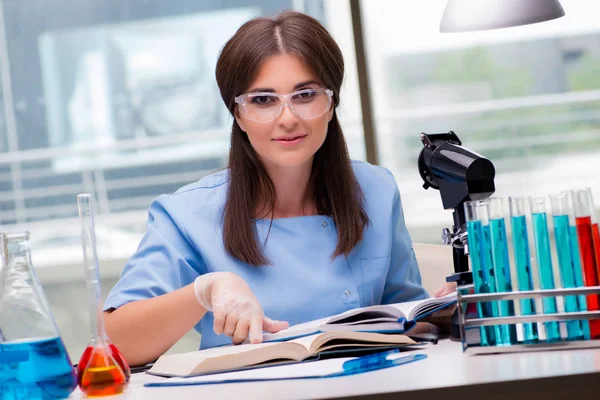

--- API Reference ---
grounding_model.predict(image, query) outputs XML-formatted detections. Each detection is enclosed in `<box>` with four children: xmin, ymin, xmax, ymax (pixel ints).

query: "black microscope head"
<box><xmin>418</xmin><ymin>131</ymin><xmax>495</xmax><ymax>210</ymax></box>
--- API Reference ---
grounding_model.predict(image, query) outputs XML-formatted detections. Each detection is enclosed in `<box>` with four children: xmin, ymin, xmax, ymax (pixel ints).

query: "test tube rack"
<box><xmin>457</xmin><ymin>285</ymin><xmax>600</xmax><ymax>355</ymax></box>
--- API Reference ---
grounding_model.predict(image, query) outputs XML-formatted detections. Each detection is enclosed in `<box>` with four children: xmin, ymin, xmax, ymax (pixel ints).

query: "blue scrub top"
<box><xmin>104</xmin><ymin>160</ymin><xmax>428</xmax><ymax>349</ymax></box>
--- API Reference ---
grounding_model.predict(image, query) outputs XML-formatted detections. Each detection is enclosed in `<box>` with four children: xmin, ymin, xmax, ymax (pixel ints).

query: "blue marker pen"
<box><xmin>342</xmin><ymin>350</ymin><xmax>427</xmax><ymax>374</ymax></box>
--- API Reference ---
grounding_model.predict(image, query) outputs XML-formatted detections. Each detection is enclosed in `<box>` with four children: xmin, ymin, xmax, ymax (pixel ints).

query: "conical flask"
<box><xmin>0</xmin><ymin>232</ymin><xmax>77</xmax><ymax>399</ymax></box>
<box><xmin>76</xmin><ymin>194</ymin><xmax>129</xmax><ymax>396</ymax></box>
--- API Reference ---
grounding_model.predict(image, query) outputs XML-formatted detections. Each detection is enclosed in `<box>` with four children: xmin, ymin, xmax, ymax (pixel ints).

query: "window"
<box><xmin>0</xmin><ymin>0</ymin><xmax>362</xmax><ymax>266</ymax></box>
<box><xmin>361</xmin><ymin>0</ymin><xmax>600</xmax><ymax>243</ymax></box>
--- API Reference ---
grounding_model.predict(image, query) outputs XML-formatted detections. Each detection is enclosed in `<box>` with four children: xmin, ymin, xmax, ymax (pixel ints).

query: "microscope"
<box><xmin>418</xmin><ymin>131</ymin><xmax>496</xmax><ymax>339</ymax></box>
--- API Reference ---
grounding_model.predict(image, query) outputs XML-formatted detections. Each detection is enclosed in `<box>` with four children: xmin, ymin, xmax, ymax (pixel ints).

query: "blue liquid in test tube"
<box><xmin>552</xmin><ymin>213</ymin><xmax>584</xmax><ymax>340</ymax></box>
<box><xmin>465</xmin><ymin>200</ymin><xmax>499</xmax><ymax>346</ymax></box>
<box><xmin>530</xmin><ymin>197</ymin><xmax>561</xmax><ymax>342</ymax></box>
<box><xmin>509</xmin><ymin>197</ymin><xmax>538</xmax><ymax>343</ymax></box>
<box><xmin>488</xmin><ymin>198</ymin><xmax>517</xmax><ymax>345</ymax></box>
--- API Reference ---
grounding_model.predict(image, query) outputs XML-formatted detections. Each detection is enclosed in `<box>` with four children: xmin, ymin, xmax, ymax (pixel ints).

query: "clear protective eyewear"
<box><xmin>234</xmin><ymin>88</ymin><xmax>333</xmax><ymax>123</ymax></box>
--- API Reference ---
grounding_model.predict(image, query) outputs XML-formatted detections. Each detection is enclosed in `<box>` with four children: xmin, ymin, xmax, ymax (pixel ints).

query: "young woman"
<box><xmin>103</xmin><ymin>10</ymin><xmax>453</xmax><ymax>366</ymax></box>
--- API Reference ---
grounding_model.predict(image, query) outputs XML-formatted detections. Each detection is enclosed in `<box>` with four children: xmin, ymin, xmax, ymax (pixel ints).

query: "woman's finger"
<box><xmin>212</xmin><ymin>303</ymin><xmax>227</xmax><ymax>335</ymax></box>
<box><xmin>249</xmin><ymin>315</ymin><xmax>264</xmax><ymax>344</ymax></box>
<box><xmin>263</xmin><ymin>317</ymin><xmax>289</xmax><ymax>333</ymax></box>
<box><xmin>223</xmin><ymin>311</ymin><xmax>239</xmax><ymax>337</ymax></box>
<box><xmin>232</xmin><ymin>318</ymin><xmax>251</xmax><ymax>345</ymax></box>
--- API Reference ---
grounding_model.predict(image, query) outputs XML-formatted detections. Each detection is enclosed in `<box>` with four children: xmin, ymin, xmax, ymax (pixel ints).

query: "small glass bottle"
<box><xmin>0</xmin><ymin>232</ymin><xmax>77</xmax><ymax>399</ymax></box>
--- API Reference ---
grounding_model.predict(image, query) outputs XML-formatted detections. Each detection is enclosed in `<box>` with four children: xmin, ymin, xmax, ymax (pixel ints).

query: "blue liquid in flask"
<box><xmin>553</xmin><ymin>215</ymin><xmax>584</xmax><ymax>340</ymax></box>
<box><xmin>0</xmin><ymin>336</ymin><xmax>77</xmax><ymax>399</ymax></box>
<box><xmin>466</xmin><ymin>220</ymin><xmax>499</xmax><ymax>346</ymax></box>
<box><xmin>531</xmin><ymin>212</ymin><xmax>561</xmax><ymax>341</ymax></box>
<box><xmin>489</xmin><ymin>217</ymin><xmax>518</xmax><ymax>345</ymax></box>
<box><xmin>510</xmin><ymin>215</ymin><xmax>538</xmax><ymax>342</ymax></box>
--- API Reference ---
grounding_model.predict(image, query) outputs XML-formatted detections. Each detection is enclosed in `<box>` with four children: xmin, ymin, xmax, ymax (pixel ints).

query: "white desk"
<box><xmin>68</xmin><ymin>339</ymin><xmax>600</xmax><ymax>399</ymax></box>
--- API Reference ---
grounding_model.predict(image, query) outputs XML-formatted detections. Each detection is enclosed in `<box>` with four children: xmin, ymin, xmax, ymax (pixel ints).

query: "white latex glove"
<box><xmin>194</xmin><ymin>272</ymin><xmax>289</xmax><ymax>345</ymax></box>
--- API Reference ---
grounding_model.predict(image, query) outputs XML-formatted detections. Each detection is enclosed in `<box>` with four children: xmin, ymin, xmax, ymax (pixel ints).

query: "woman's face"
<box><xmin>235</xmin><ymin>53</ymin><xmax>334</xmax><ymax>171</ymax></box>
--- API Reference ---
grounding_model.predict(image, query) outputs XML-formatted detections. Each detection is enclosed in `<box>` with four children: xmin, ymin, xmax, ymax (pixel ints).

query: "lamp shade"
<box><xmin>440</xmin><ymin>0</ymin><xmax>565</xmax><ymax>33</ymax></box>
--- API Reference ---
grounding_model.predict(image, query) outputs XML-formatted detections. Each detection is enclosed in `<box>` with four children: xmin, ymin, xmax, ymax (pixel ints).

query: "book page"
<box><xmin>308</xmin><ymin>331</ymin><xmax>416</xmax><ymax>354</ymax></box>
<box><xmin>262</xmin><ymin>315</ymin><xmax>331</xmax><ymax>342</ymax></box>
<box><xmin>326</xmin><ymin>308</ymin><xmax>403</xmax><ymax>325</ymax></box>
<box><xmin>262</xmin><ymin>294</ymin><xmax>456</xmax><ymax>344</ymax></box>
<box><xmin>262</xmin><ymin>305</ymin><xmax>406</xmax><ymax>343</ymax></box>
<box><xmin>148</xmin><ymin>342</ymin><xmax>279</xmax><ymax>376</ymax></box>
<box><xmin>385</xmin><ymin>293</ymin><xmax>457</xmax><ymax>321</ymax></box>
<box><xmin>289</xmin><ymin>333</ymin><xmax>325</xmax><ymax>352</ymax></box>
<box><xmin>320</xmin><ymin>321</ymin><xmax>407</xmax><ymax>333</ymax></box>
<box><xmin>148</xmin><ymin>341</ymin><xmax>309</xmax><ymax>377</ymax></box>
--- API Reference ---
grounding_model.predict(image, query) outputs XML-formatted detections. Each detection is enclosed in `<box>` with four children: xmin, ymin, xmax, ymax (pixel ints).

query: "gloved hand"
<box><xmin>194</xmin><ymin>272</ymin><xmax>289</xmax><ymax>345</ymax></box>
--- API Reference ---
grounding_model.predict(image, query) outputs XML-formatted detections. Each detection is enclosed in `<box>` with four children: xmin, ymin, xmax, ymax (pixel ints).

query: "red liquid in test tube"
<box><xmin>573</xmin><ymin>189</ymin><xmax>600</xmax><ymax>339</ymax></box>
<box><xmin>593</xmin><ymin>223</ymin><xmax>600</xmax><ymax>277</ymax></box>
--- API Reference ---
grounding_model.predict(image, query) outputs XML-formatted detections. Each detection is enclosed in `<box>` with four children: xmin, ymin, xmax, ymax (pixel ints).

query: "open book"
<box><xmin>263</xmin><ymin>292</ymin><xmax>457</xmax><ymax>342</ymax></box>
<box><xmin>147</xmin><ymin>331</ymin><xmax>417</xmax><ymax>378</ymax></box>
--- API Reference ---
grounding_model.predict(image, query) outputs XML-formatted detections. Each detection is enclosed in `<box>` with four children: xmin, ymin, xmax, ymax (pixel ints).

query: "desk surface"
<box><xmin>68</xmin><ymin>339</ymin><xmax>600</xmax><ymax>399</ymax></box>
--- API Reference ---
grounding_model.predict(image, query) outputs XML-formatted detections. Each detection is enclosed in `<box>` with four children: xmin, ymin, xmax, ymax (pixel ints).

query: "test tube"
<box><xmin>563</xmin><ymin>191</ymin><xmax>591</xmax><ymax>340</ymax></box>
<box><xmin>464</xmin><ymin>199</ymin><xmax>499</xmax><ymax>346</ymax></box>
<box><xmin>584</xmin><ymin>188</ymin><xmax>600</xmax><ymax>268</ymax></box>
<box><xmin>549</xmin><ymin>192</ymin><xmax>586</xmax><ymax>340</ymax></box>
<box><xmin>509</xmin><ymin>196</ymin><xmax>538</xmax><ymax>343</ymax></box>
<box><xmin>529</xmin><ymin>196</ymin><xmax>561</xmax><ymax>341</ymax></box>
<box><xmin>583</xmin><ymin>188</ymin><xmax>600</xmax><ymax>284</ymax></box>
<box><xmin>572</xmin><ymin>188</ymin><xmax>600</xmax><ymax>339</ymax></box>
<box><xmin>487</xmin><ymin>197</ymin><xmax>517</xmax><ymax>344</ymax></box>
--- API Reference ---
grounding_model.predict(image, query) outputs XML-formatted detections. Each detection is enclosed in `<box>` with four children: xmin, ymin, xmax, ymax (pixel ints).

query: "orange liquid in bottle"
<box><xmin>77</xmin><ymin>342</ymin><xmax>130</xmax><ymax>388</ymax></box>
<box><xmin>76</xmin><ymin>194</ymin><xmax>130</xmax><ymax>397</ymax></box>
<box><xmin>80</xmin><ymin>346</ymin><xmax>127</xmax><ymax>397</ymax></box>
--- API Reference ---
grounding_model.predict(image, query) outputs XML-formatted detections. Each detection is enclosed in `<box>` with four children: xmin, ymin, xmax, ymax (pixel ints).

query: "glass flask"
<box><xmin>0</xmin><ymin>232</ymin><xmax>77</xmax><ymax>399</ymax></box>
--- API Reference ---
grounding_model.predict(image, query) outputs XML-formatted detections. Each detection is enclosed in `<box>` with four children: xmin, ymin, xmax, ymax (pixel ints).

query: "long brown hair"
<box><xmin>215</xmin><ymin>11</ymin><xmax>368</xmax><ymax>266</ymax></box>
